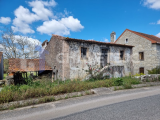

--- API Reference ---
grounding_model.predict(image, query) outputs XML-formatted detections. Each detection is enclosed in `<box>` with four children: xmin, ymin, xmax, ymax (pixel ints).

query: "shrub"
<box><xmin>114</xmin><ymin>78</ymin><xmax>123</xmax><ymax>86</ymax></box>
<box><xmin>148</xmin><ymin>66</ymin><xmax>160</xmax><ymax>74</ymax></box>
<box><xmin>0</xmin><ymin>76</ymin><xmax>141</xmax><ymax>104</ymax></box>
<box><xmin>25</xmin><ymin>78</ymin><xmax>33</xmax><ymax>86</ymax></box>
<box><xmin>84</xmin><ymin>63</ymin><xmax>111</xmax><ymax>81</ymax></box>
<box><xmin>123</xmin><ymin>81</ymin><xmax>132</xmax><ymax>89</ymax></box>
<box><xmin>134</xmin><ymin>73</ymin><xmax>145</xmax><ymax>76</ymax></box>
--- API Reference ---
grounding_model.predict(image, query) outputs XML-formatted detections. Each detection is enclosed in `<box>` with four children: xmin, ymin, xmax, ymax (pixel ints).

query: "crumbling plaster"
<box><xmin>67</xmin><ymin>41</ymin><xmax>132</xmax><ymax>79</ymax></box>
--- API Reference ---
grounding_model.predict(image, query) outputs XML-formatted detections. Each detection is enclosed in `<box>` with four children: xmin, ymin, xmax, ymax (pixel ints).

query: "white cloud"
<box><xmin>56</xmin><ymin>9</ymin><xmax>71</xmax><ymax>18</ymax></box>
<box><xmin>12</xmin><ymin>6</ymin><xmax>39</xmax><ymax>34</ymax></box>
<box><xmin>0</xmin><ymin>35</ymin><xmax>41</xmax><ymax>57</ymax></box>
<box><xmin>60</xmin><ymin>16</ymin><xmax>84</xmax><ymax>32</ymax></box>
<box><xmin>156</xmin><ymin>32</ymin><xmax>160</xmax><ymax>37</ymax></box>
<box><xmin>0</xmin><ymin>17</ymin><xmax>11</xmax><ymax>25</ymax></box>
<box><xmin>37</xmin><ymin>19</ymin><xmax>69</xmax><ymax>35</ymax></box>
<box><xmin>157</xmin><ymin>20</ymin><xmax>160</xmax><ymax>24</ymax></box>
<box><xmin>143</xmin><ymin>0</ymin><xmax>160</xmax><ymax>9</ymax></box>
<box><xmin>11</xmin><ymin>0</ymin><xmax>84</xmax><ymax>35</ymax></box>
<box><xmin>28</xmin><ymin>0</ymin><xmax>57</xmax><ymax>21</ymax></box>
<box><xmin>104</xmin><ymin>38</ymin><xmax>109</xmax><ymax>42</ymax></box>
<box><xmin>2</xmin><ymin>34</ymin><xmax>41</xmax><ymax>45</ymax></box>
<box><xmin>12</xmin><ymin>0</ymin><xmax>57</xmax><ymax>34</ymax></box>
<box><xmin>14</xmin><ymin>35</ymin><xmax>41</xmax><ymax>45</ymax></box>
<box><xmin>37</xmin><ymin>16</ymin><xmax>84</xmax><ymax>35</ymax></box>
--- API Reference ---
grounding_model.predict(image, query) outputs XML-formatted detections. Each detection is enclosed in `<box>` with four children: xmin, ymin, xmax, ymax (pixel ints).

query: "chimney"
<box><xmin>110</xmin><ymin>31</ymin><xmax>116</xmax><ymax>43</ymax></box>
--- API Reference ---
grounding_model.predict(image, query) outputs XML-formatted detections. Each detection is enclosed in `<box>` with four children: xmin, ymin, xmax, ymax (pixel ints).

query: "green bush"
<box><xmin>134</xmin><ymin>73</ymin><xmax>145</xmax><ymax>76</ymax></box>
<box><xmin>114</xmin><ymin>78</ymin><xmax>123</xmax><ymax>86</ymax></box>
<box><xmin>148</xmin><ymin>66</ymin><xmax>160</xmax><ymax>74</ymax></box>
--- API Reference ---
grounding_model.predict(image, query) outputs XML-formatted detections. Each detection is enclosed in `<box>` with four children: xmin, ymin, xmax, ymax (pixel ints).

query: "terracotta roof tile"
<box><xmin>9</xmin><ymin>58</ymin><xmax>52</xmax><ymax>72</ymax></box>
<box><xmin>115</xmin><ymin>29</ymin><xmax>160</xmax><ymax>43</ymax></box>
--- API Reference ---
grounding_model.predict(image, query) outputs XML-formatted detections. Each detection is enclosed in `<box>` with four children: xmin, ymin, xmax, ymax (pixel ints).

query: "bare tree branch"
<box><xmin>0</xmin><ymin>27</ymin><xmax>41</xmax><ymax>59</ymax></box>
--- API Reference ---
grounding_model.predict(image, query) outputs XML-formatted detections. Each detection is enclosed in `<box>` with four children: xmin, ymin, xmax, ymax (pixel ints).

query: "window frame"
<box><xmin>139</xmin><ymin>52</ymin><xmax>144</xmax><ymax>61</ymax></box>
<box><xmin>120</xmin><ymin>50</ymin><xmax>125</xmax><ymax>60</ymax></box>
<box><xmin>126</xmin><ymin>38</ymin><xmax>128</xmax><ymax>43</ymax></box>
<box><xmin>81</xmin><ymin>47</ymin><xmax>88</xmax><ymax>59</ymax></box>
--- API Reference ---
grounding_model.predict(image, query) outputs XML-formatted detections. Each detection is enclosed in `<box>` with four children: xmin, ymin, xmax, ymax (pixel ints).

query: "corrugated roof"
<box><xmin>115</xmin><ymin>29</ymin><xmax>160</xmax><ymax>43</ymax></box>
<box><xmin>9</xmin><ymin>58</ymin><xmax>52</xmax><ymax>72</ymax></box>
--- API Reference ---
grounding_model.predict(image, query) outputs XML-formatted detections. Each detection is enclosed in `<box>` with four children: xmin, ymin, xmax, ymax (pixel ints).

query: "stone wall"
<box><xmin>116</xmin><ymin>30</ymin><xmax>159</xmax><ymax>75</ymax></box>
<box><xmin>109</xmin><ymin>46</ymin><xmax>132</xmax><ymax>76</ymax></box>
<box><xmin>45</xmin><ymin>35</ymin><xmax>70</xmax><ymax>80</ymax></box>
<box><xmin>68</xmin><ymin>41</ymin><xmax>101</xmax><ymax>79</ymax></box>
<box><xmin>137</xmin><ymin>74</ymin><xmax>160</xmax><ymax>82</ymax></box>
<box><xmin>67</xmin><ymin>41</ymin><xmax>132</xmax><ymax>79</ymax></box>
<box><xmin>45</xmin><ymin>36</ymin><xmax>132</xmax><ymax>80</ymax></box>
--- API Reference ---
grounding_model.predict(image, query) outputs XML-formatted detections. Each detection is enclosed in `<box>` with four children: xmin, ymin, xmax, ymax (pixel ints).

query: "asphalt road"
<box><xmin>1</xmin><ymin>86</ymin><xmax>160</xmax><ymax>120</ymax></box>
<box><xmin>53</xmin><ymin>94</ymin><xmax>160</xmax><ymax>120</ymax></box>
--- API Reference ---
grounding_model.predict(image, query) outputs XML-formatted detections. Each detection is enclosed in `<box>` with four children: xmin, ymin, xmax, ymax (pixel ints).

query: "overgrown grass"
<box><xmin>0</xmin><ymin>76</ymin><xmax>141</xmax><ymax>104</ymax></box>
<box><xmin>3</xmin><ymin>73</ymin><xmax>7</xmax><ymax>79</ymax></box>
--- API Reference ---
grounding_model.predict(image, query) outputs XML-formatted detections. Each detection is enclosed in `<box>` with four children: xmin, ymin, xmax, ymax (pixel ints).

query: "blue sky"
<box><xmin>0</xmin><ymin>0</ymin><xmax>160</xmax><ymax>43</ymax></box>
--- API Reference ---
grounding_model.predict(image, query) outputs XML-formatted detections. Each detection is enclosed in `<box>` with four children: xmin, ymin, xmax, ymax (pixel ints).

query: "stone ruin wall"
<box><xmin>67</xmin><ymin>41</ymin><xmax>132</xmax><ymax>79</ymax></box>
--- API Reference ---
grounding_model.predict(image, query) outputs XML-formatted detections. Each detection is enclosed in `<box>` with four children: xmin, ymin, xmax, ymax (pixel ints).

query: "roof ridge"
<box><xmin>115</xmin><ymin>29</ymin><xmax>159</xmax><ymax>43</ymax></box>
<box><xmin>151</xmin><ymin>34</ymin><xmax>160</xmax><ymax>39</ymax></box>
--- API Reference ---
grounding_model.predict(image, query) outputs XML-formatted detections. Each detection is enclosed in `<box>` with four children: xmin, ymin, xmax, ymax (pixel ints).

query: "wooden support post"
<box><xmin>51</xmin><ymin>70</ymin><xmax>53</xmax><ymax>82</ymax></box>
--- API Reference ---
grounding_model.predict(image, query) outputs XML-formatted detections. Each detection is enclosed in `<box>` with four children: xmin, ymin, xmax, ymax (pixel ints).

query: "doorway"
<box><xmin>139</xmin><ymin>67</ymin><xmax>144</xmax><ymax>74</ymax></box>
<box><xmin>101</xmin><ymin>49</ymin><xmax>108</xmax><ymax>68</ymax></box>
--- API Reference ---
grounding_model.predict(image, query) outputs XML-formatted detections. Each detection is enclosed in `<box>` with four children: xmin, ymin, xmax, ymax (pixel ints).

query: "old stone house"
<box><xmin>0</xmin><ymin>52</ymin><xmax>3</xmax><ymax>80</ymax></box>
<box><xmin>44</xmin><ymin>35</ymin><xmax>133</xmax><ymax>80</ymax></box>
<box><xmin>114</xmin><ymin>29</ymin><xmax>160</xmax><ymax>75</ymax></box>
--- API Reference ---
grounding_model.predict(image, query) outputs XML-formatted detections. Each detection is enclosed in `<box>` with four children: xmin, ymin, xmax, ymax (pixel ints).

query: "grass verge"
<box><xmin>0</xmin><ymin>76</ymin><xmax>141</xmax><ymax>104</ymax></box>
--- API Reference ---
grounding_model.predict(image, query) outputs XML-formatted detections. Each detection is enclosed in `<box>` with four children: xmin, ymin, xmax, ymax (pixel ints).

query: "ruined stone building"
<box><xmin>115</xmin><ymin>29</ymin><xmax>160</xmax><ymax>75</ymax></box>
<box><xmin>43</xmin><ymin>35</ymin><xmax>133</xmax><ymax>80</ymax></box>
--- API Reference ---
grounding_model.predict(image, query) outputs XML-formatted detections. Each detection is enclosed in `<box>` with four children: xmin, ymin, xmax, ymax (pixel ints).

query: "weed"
<box><xmin>85</xmin><ymin>91</ymin><xmax>90</xmax><ymax>95</ymax></box>
<box><xmin>0</xmin><ymin>76</ymin><xmax>141</xmax><ymax>104</ymax></box>
<box><xmin>148</xmin><ymin>66</ymin><xmax>160</xmax><ymax>74</ymax></box>
<box><xmin>114</xmin><ymin>78</ymin><xmax>123</xmax><ymax>86</ymax></box>
<box><xmin>123</xmin><ymin>81</ymin><xmax>132</xmax><ymax>89</ymax></box>
<box><xmin>9</xmin><ymin>106</ymin><xmax>15</xmax><ymax>110</ymax></box>
<box><xmin>114</xmin><ymin>86</ymin><xmax>117</xmax><ymax>91</ymax></box>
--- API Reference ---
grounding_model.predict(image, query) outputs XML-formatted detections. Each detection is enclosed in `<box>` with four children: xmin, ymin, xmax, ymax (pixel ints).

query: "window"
<box><xmin>139</xmin><ymin>67</ymin><xmax>144</xmax><ymax>74</ymax></box>
<box><xmin>81</xmin><ymin>47</ymin><xmax>87</xmax><ymax>58</ymax></box>
<box><xmin>126</xmin><ymin>38</ymin><xmax>128</xmax><ymax>43</ymax></box>
<box><xmin>120</xmin><ymin>51</ymin><xmax>124</xmax><ymax>60</ymax></box>
<box><xmin>139</xmin><ymin>52</ymin><xmax>144</xmax><ymax>60</ymax></box>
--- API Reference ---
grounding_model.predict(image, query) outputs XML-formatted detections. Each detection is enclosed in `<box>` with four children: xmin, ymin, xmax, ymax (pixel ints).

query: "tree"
<box><xmin>0</xmin><ymin>27</ymin><xmax>41</xmax><ymax>59</ymax></box>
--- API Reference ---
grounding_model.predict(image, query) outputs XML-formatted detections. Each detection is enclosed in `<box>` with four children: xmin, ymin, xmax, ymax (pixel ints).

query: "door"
<box><xmin>139</xmin><ymin>67</ymin><xmax>144</xmax><ymax>74</ymax></box>
<box><xmin>101</xmin><ymin>49</ymin><xmax>108</xmax><ymax>68</ymax></box>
